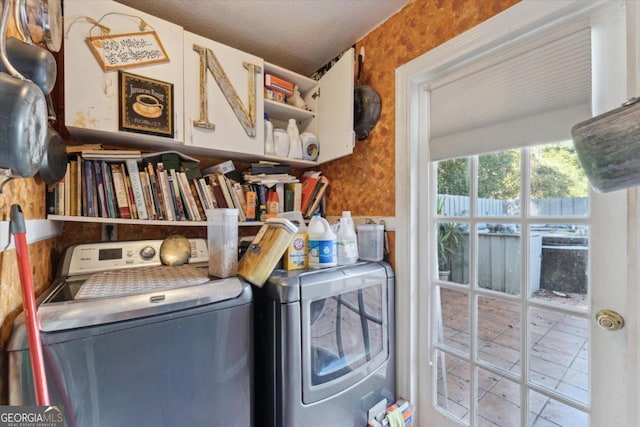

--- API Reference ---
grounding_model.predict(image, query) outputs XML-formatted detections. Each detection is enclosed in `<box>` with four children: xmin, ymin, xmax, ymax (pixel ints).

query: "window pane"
<box><xmin>437</xmin><ymin>158</ymin><xmax>470</xmax><ymax>217</ymax></box>
<box><xmin>529</xmin><ymin>390</ymin><xmax>588</xmax><ymax>426</ymax></box>
<box><xmin>530</xmin><ymin>224</ymin><xmax>588</xmax><ymax>311</ymax></box>
<box><xmin>478</xmin><ymin>223</ymin><xmax>521</xmax><ymax>295</ymax></box>
<box><xmin>530</xmin><ymin>142</ymin><xmax>589</xmax><ymax>217</ymax></box>
<box><xmin>436</xmin><ymin>350</ymin><xmax>470</xmax><ymax>422</ymax></box>
<box><xmin>438</xmin><ymin>222</ymin><xmax>469</xmax><ymax>284</ymax></box>
<box><xmin>477</xmin><ymin>297</ymin><xmax>521</xmax><ymax>373</ymax></box>
<box><xmin>528</xmin><ymin>307</ymin><xmax>589</xmax><ymax>404</ymax></box>
<box><xmin>477</xmin><ymin>369</ymin><xmax>521</xmax><ymax>426</ymax></box>
<box><xmin>437</xmin><ymin>287</ymin><xmax>469</xmax><ymax>355</ymax></box>
<box><xmin>478</xmin><ymin>149</ymin><xmax>521</xmax><ymax>216</ymax></box>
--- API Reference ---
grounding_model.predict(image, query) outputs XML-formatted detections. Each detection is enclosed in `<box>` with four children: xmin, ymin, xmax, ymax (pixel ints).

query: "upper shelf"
<box><xmin>264</xmin><ymin>100</ymin><xmax>315</xmax><ymax>122</ymax></box>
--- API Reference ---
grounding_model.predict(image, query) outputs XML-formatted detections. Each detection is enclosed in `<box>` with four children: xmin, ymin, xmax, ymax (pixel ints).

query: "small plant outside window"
<box><xmin>437</xmin><ymin>197</ymin><xmax>464</xmax><ymax>280</ymax></box>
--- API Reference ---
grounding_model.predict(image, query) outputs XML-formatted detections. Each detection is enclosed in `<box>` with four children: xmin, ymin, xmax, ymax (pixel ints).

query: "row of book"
<box><xmin>47</xmin><ymin>150</ymin><xmax>329</xmax><ymax>222</ymax></box>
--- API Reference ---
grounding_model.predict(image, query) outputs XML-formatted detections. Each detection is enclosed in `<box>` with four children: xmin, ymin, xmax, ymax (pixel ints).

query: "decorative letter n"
<box><xmin>192</xmin><ymin>44</ymin><xmax>261</xmax><ymax>137</ymax></box>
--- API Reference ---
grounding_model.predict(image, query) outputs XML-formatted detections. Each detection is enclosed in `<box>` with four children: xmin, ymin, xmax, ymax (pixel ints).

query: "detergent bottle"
<box><xmin>336</xmin><ymin>214</ymin><xmax>358</xmax><ymax>265</ymax></box>
<box><xmin>307</xmin><ymin>214</ymin><xmax>337</xmax><ymax>268</ymax></box>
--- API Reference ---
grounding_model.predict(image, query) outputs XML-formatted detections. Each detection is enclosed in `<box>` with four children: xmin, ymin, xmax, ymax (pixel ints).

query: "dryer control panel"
<box><xmin>65</xmin><ymin>239</ymin><xmax>208</xmax><ymax>276</ymax></box>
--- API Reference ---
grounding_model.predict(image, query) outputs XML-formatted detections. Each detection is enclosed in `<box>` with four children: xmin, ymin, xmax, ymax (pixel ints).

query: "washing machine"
<box><xmin>253</xmin><ymin>261</ymin><xmax>395</xmax><ymax>427</ymax></box>
<box><xmin>7</xmin><ymin>239</ymin><xmax>253</xmax><ymax>427</ymax></box>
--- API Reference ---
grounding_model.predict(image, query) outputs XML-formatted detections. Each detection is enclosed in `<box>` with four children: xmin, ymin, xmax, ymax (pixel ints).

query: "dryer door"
<box><xmin>300</xmin><ymin>263</ymin><xmax>390</xmax><ymax>404</ymax></box>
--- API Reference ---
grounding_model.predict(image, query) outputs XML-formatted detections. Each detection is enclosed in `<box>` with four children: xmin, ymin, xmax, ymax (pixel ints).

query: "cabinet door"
<box><xmin>63</xmin><ymin>0</ymin><xmax>184</xmax><ymax>145</ymax></box>
<box><xmin>183</xmin><ymin>31</ymin><xmax>264</xmax><ymax>157</ymax></box>
<box><xmin>315</xmin><ymin>48</ymin><xmax>355</xmax><ymax>163</ymax></box>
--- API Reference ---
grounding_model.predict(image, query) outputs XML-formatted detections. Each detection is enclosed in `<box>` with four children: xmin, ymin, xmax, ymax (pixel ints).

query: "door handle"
<box><xmin>596</xmin><ymin>309</ymin><xmax>624</xmax><ymax>331</ymax></box>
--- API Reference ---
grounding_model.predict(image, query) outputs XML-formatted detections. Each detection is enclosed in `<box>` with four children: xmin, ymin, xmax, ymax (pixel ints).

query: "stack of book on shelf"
<box><xmin>201</xmin><ymin>160</ymin><xmax>249</xmax><ymax>222</ymax></box>
<box><xmin>299</xmin><ymin>170</ymin><xmax>330</xmax><ymax>219</ymax></box>
<box><xmin>241</xmin><ymin>162</ymin><xmax>300</xmax><ymax>222</ymax></box>
<box><xmin>48</xmin><ymin>149</ymin><xmax>331</xmax><ymax>223</ymax></box>
<box><xmin>49</xmin><ymin>148</ymin><xmax>208</xmax><ymax>222</ymax></box>
<box><xmin>264</xmin><ymin>73</ymin><xmax>294</xmax><ymax>103</ymax></box>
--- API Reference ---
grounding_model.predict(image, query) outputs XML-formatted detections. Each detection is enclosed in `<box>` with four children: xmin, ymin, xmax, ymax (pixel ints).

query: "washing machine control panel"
<box><xmin>66</xmin><ymin>239</ymin><xmax>208</xmax><ymax>276</ymax></box>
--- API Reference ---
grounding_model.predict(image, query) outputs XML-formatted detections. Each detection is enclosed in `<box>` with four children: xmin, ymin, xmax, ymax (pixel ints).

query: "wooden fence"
<box><xmin>439</xmin><ymin>195</ymin><xmax>588</xmax><ymax>217</ymax></box>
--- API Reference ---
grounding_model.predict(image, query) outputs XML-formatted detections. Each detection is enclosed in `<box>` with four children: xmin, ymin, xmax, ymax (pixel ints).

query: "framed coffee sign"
<box><xmin>119</xmin><ymin>71</ymin><xmax>174</xmax><ymax>137</ymax></box>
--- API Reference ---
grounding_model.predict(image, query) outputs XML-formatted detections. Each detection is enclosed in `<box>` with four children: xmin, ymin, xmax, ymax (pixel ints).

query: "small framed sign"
<box><xmin>119</xmin><ymin>71</ymin><xmax>174</xmax><ymax>137</ymax></box>
<box><xmin>87</xmin><ymin>31</ymin><xmax>170</xmax><ymax>71</ymax></box>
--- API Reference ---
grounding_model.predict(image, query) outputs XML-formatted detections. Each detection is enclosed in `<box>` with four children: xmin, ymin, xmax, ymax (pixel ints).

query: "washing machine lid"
<box><xmin>36</xmin><ymin>275</ymin><xmax>245</xmax><ymax>332</ymax></box>
<box><xmin>74</xmin><ymin>264</ymin><xmax>210</xmax><ymax>300</ymax></box>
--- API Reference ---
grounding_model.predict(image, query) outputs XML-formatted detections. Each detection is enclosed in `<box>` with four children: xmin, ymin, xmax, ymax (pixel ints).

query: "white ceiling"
<box><xmin>116</xmin><ymin>0</ymin><xmax>409</xmax><ymax>76</ymax></box>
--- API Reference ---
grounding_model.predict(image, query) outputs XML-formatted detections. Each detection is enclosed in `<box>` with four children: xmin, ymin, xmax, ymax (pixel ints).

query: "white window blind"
<box><xmin>428</xmin><ymin>25</ymin><xmax>592</xmax><ymax>161</ymax></box>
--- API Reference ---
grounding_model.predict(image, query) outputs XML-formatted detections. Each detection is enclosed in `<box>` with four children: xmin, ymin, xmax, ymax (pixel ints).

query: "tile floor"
<box><xmin>436</xmin><ymin>288</ymin><xmax>589</xmax><ymax>426</ymax></box>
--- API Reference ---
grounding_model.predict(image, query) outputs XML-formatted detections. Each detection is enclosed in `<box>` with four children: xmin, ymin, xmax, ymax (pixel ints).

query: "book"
<box><xmin>284</xmin><ymin>188</ymin><xmax>294</xmax><ymax>212</ymax></box>
<box><xmin>208</xmin><ymin>177</ymin><xmax>228</xmax><ymax>209</ymax></box>
<box><xmin>55</xmin><ymin>180</ymin><xmax>62</xmax><ymax>215</ymax></box>
<box><xmin>232</xmin><ymin>181</ymin><xmax>247</xmax><ymax>211</ymax></box>
<box><xmin>156</xmin><ymin>163</ymin><xmax>175</xmax><ymax>221</ymax></box>
<box><xmin>188</xmin><ymin>179</ymin><xmax>207</xmax><ymax>219</ymax></box>
<box><xmin>139</xmin><ymin>170</ymin><xmax>157</xmax><ymax>220</ymax></box>
<box><xmin>193</xmin><ymin>178</ymin><xmax>211</xmax><ymax>212</ymax></box>
<box><xmin>93</xmin><ymin>160</ymin><xmax>108</xmax><ymax>218</ymax></box>
<box><xmin>177</xmin><ymin>171</ymin><xmax>201</xmax><ymax>221</ymax></box>
<box><xmin>125</xmin><ymin>159</ymin><xmax>149</xmax><ymax>220</ymax></box>
<box><xmin>227</xmin><ymin>179</ymin><xmax>246</xmax><ymax>222</ymax></box>
<box><xmin>101</xmin><ymin>161</ymin><xmax>117</xmax><ymax>218</ymax></box>
<box><xmin>248</xmin><ymin>162</ymin><xmax>292</xmax><ymax>175</ymax></box>
<box><xmin>300</xmin><ymin>171</ymin><xmax>322</xmax><ymax>214</ymax></box>
<box><xmin>65</xmin><ymin>143</ymin><xmax>103</xmax><ymax>153</ymax></box>
<box><xmin>80</xmin><ymin>158</ymin><xmax>87</xmax><ymax>216</ymax></box>
<box><xmin>216</xmin><ymin>174</ymin><xmax>235</xmax><ymax>210</ymax></box>
<box><xmin>68</xmin><ymin>159</ymin><xmax>78</xmax><ymax>216</ymax></box>
<box><xmin>110</xmin><ymin>163</ymin><xmax>132</xmax><ymax>219</ymax></box>
<box><xmin>75</xmin><ymin>155</ymin><xmax>83</xmax><ymax>216</ymax></box>
<box><xmin>167</xmin><ymin>168</ymin><xmax>185</xmax><ymax>220</ymax></box>
<box><xmin>147</xmin><ymin>163</ymin><xmax>165</xmax><ymax>220</ymax></box>
<box><xmin>284</xmin><ymin>182</ymin><xmax>302</xmax><ymax>212</ymax></box>
<box><xmin>124</xmin><ymin>172</ymin><xmax>139</xmax><ymax>219</ymax></box>
<box><xmin>84</xmin><ymin>159</ymin><xmax>96</xmax><ymax>217</ymax></box>
<box><xmin>198</xmin><ymin>178</ymin><xmax>216</xmax><ymax>210</ymax></box>
<box><xmin>305</xmin><ymin>176</ymin><xmax>330</xmax><ymax>218</ymax></box>
<box><xmin>81</xmin><ymin>149</ymin><xmax>142</xmax><ymax>160</ymax></box>
<box><xmin>265</xmin><ymin>73</ymin><xmax>294</xmax><ymax>96</ymax></box>
<box><xmin>63</xmin><ymin>163</ymin><xmax>71</xmax><ymax>215</ymax></box>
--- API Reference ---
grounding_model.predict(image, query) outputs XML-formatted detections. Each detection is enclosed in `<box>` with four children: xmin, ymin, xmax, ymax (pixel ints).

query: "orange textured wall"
<box><xmin>320</xmin><ymin>0</ymin><xmax>520</xmax><ymax>217</ymax></box>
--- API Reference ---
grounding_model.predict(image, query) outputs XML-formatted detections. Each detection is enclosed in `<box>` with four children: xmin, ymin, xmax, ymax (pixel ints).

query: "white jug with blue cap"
<box><xmin>307</xmin><ymin>214</ymin><xmax>336</xmax><ymax>268</ymax></box>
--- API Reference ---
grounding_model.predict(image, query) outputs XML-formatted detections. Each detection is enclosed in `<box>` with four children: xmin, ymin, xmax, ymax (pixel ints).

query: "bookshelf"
<box><xmin>48</xmin><ymin>149</ymin><xmax>328</xmax><ymax>227</ymax></box>
<box><xmin>48</xmin><ymin>215</ymin><xmax>265</xmax><ymax>227</ymax></box>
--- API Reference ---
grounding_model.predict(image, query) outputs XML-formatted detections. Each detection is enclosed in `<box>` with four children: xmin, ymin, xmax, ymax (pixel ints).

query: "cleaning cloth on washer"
<box><xmin>75</xmin><ymin>264</ymin><xmax>210</xmax><ymax>300</ymax></box>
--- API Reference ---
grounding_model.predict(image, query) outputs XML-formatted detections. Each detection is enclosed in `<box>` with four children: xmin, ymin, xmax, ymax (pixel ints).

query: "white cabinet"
<box><xmin>63</xmin><ymin>2</ymin><xmax>354</xmax><ymax>168</ymax></box>
<box><xmin>63</xmin><ymin>0</ymin><xmax>184</xmax><ymax>148</ymax></box>
<box><xmin>183</xmin><ymin>31</ymin><xmax>264</xmax><ymax>159</ymax></box>
<box><xmin>263</xmin><ymin>48</ymin><xmax>355</xmax><ymax>166</ymax></box>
